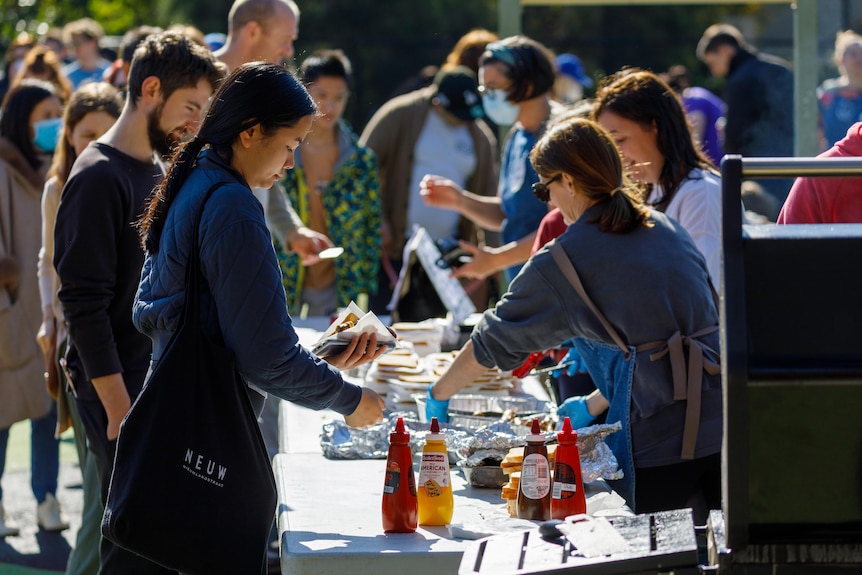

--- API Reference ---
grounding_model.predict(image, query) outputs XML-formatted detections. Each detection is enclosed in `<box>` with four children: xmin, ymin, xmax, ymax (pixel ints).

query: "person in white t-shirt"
<box><xmin>594</xmin><ymin>68</ymin><xmax>721</xmax><ymax>286</ymax></box>
<box><xmin>360</xmin><ymin>66</ymin><xmax>498</xmax><ymax>312</ymax></box>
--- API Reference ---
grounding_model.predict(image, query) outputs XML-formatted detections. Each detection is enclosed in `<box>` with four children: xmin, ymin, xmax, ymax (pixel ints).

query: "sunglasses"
<box><xmin>532</xmin><ymin>174</ymin><xmax>561</xmax><ymax>203</ymax></box>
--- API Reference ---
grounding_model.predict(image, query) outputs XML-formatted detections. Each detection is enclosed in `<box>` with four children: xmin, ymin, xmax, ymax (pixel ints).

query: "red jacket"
<box><xmin>778</xmin><ymin>123</ymin><xmax>862</xmax><ymax>224</ymax></box>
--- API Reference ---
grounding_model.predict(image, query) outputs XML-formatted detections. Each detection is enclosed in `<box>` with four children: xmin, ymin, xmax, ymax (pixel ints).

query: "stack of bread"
<box><xmin>500</xmin><ymin>445</ymin><xmax>558</xmax><ymax>517</ymax></box>
<box><xmin>366</xmin><ymin>346</ymin><xmax>520</xmax><ymax>411</ymax></box>
<box><xmin>389</xmin><ymin>321</ymin><xmax>444</xmax><ymax>357</ymax></box>
<box><xmin>364</xmin><ymin>348</ymin><xmax>423</xmax><ymax>406</ymax></box>
<box><xmin>425</xmin><ymin>351</ymin><xmax>515</xmax><ymax>395</ymax></box>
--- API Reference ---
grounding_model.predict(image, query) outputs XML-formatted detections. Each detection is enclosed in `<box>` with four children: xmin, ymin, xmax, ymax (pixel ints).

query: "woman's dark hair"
<box><xmin>299</xmin><ymin>49</ymin><xmax>353</xmax><ymax>91</ymax></box>
<box><xmin>530</xmin><ymin>117</ymin><xmax>651</xmax><ymax>234</ymax></box>
<box><xmin>0</xmin><ymin>78</ymin><xmax>60</xmax><ymax>171</ymax></box>
<box><xmin>478</xmin><ymin>35</ymin><xmax>556</xmax><ymax>103</ymax></box>
<box><xmin>47</xmin><ymin>82</ymin><xmax>122</xmax><ymax>186</ymax></box>
<box><xmin>592</xmin><ymin>68</ymin><xmax>713</xmax><ymax>208</ymax></box>
<box><xmin>139</xmin><ymin>62</ymin><xmax>317</xmax><ymax>252</ymax></box>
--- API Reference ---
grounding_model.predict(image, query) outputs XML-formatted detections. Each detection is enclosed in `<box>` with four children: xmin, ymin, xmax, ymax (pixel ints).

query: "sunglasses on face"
<box><xmin>532</xmin><ymin>174</ymin><xmax>561</xmax><ymax>203</ymax></box>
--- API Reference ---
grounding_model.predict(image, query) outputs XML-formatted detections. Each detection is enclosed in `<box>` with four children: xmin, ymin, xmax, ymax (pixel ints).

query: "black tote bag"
<box><xmin>102</xmin><ymin>183</ymin><xmax>276</xmax><ymax>575</ymax></box>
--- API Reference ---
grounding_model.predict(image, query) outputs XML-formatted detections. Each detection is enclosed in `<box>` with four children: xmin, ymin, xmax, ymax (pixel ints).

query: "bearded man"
<box><xmin>53</xmin><ymin>30</ymin><xmax>224</xmax><ymax>574</ymax></box>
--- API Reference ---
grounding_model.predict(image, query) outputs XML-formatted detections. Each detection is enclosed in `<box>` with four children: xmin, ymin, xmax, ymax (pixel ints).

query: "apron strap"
<box><xmin>551</xmin><ymin>240</ymin><xmax>720</xmax><ymax>461</ymax></box>
<box><xmin>637</xmin><ymin>326</ymin><xmax>720</xmax><ymax>460</ymax></box>
<box><xmin>550</xmin><ymin>241</ymin><xmax>631</xmax><ymax>360</ymax></box>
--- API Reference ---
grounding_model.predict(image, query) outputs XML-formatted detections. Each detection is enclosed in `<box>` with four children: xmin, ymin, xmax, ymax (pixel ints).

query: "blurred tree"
<box><xmin>295</xmin><ymin>0</ymin><xmax>497</xmax><ymax>129</ymax></box>
<box><xmin>1</xmin><ymin>0</ymin><xmax>785</xmax><ymax>133</ymax></box>
<box><xmin>522</xmin><ymin>4</ymin><xmax>769</xmax><ymax>98</ymax></box>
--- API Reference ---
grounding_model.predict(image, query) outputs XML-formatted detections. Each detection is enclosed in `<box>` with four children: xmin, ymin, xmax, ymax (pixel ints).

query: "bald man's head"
<box><xmin>225</xmin><ymin>0</ymin><xmax>299</xmax><ymax>62</ymax></box>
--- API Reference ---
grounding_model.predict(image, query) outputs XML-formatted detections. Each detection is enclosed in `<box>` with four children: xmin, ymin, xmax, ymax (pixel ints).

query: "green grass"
<box><xmin>5</xmin><ymin>421</ymin><xmax>79</xmax><ymax>473</ymax></box>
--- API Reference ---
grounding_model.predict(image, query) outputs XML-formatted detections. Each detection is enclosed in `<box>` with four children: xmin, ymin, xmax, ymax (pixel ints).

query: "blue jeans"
<box><xmin>0</xmin><ymin>402</ymin><xmax>60</xmax><ymax>503</ymax></box>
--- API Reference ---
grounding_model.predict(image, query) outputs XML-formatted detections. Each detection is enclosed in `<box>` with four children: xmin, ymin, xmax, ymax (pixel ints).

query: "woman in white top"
<box><xmin>38</xmin><ymin>83</ymin><xmax>122</xmax><ymax>362</ymax></box>
<box><xmin>35</xmin><ymin>82</ymin><xmax>120</xmax><ymax>560</ymax></box>
<box><xmin>593</xmin><ymin>68</ymin><xmax>721</xmax><ymax>286</ymax></box>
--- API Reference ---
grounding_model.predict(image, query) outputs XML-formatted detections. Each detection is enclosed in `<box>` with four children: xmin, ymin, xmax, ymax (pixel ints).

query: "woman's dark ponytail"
<box><xmin>594</xmin><ymin>184</ymin><xmax>651</xmax><ymax>234</ymax></box>
<box><xmin>138</xmin><ymin>136</ymin><xmax>207</xmax><ymax>252</ymax></box>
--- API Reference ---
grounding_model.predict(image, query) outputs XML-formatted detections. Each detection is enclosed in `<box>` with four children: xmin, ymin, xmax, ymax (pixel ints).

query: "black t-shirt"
<box><xmin>54</xmin><ymin>142</ymin><xmax>163</xmax><ymax>400</ymax></box>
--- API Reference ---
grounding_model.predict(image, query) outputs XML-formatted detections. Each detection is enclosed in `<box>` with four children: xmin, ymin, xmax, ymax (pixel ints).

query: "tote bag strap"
<box><xmin>180</xmin><ymin>182</ymin><xmax>228</xmax><ymax>327</ymax></box>
<box><xmin>549</xmin><ymin>241</ymin><xmax>631</xmax><ymax>360</ymax></box>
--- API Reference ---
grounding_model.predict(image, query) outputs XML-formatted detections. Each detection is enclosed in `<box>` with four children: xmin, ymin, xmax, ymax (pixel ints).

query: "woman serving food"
<box><xmin>426</xmin><ymin>117</ymin><xmax>722</xmax><ymax>520</ymax></box>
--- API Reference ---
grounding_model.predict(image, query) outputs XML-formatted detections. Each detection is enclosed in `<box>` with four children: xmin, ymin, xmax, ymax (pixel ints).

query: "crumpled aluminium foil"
<box><xmin>320</xmin><ymin>412</ymin><xmax>622</xmax><ymax>482</ymax></box>
<box><xmin>319</xmin><ymin>411</ymin><xmax>468</xmax><ymax>460</ymax></box>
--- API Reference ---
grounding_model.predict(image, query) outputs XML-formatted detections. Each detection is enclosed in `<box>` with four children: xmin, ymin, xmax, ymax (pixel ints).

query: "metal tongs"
<box><xmin>531</xmin><ymin>359</ymin><xmax>578</xmax><ymax>375</ymax></box>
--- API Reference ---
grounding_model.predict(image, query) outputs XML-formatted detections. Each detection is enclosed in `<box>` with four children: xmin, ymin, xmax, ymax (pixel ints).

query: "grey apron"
<box><xmin>550</xmin><ymin>242</ymin><xmax>719</xmax><ymax>509</ymax></box>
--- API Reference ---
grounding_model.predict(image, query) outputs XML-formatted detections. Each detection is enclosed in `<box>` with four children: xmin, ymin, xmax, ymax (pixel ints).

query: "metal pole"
<box><xmin>793</xmin><ymin>0</ymin><xmax>819</xmax><ymax>157</ymax></box>
<box><xmin>499</xmin><ymin>0</ymin><xmax>522</xmax><ymax>37</ymax></box>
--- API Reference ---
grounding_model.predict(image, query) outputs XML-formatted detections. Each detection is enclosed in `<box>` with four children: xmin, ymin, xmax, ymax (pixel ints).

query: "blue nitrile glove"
<box><xmin>555</xmin><ymin>395</ymin><xmax>597</xmax><ymax>429</ymax></box>
<box><xmin>551</xmin><ymin>346</ymin><xmax>584</xmax><ymax>378</ymax></box>
<box><xmin>425</xmin><ymin>384</ymin><xmax>449</xmax><ymax>423</ymax></box>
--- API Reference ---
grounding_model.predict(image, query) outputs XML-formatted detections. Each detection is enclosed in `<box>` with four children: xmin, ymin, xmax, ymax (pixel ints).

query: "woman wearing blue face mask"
<box><xmin>420</xmin><ymin>35</ymin><xmax>559</xmax><ymax>285</ymax></box>
<box><xmin>0</xmin><ymin>78</ymin><xmax>66</xmax><ymax>537</ymax></box>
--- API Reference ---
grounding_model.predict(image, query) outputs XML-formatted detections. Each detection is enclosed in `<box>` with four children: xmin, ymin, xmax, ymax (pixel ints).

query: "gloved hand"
<box><xmin>551</xmin><ymin>346</ymin><xmax>584</xmax><ymax>378</ymax></box>
<box><xmin>555</xmin><ymin>395</ymin><xmax>597</xmax><ymax>429</ymax></box>
<box><xmin>425</xmin><ymin>384</ymin><xmax>449</xmax><ymax>423</ymax></box>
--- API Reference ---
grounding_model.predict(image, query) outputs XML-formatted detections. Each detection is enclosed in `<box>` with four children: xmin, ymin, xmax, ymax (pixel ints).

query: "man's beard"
<box><xmin>147</xmin><ymin>103</ymin><xmax>180</xmax><ymax>158</ymax></box>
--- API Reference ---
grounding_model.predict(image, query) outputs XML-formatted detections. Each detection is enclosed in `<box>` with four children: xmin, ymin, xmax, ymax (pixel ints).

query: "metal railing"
<box><xmin>723</xmin><ymin>156</ymin><xmax>862</xmax><ymax>178</ymax></box>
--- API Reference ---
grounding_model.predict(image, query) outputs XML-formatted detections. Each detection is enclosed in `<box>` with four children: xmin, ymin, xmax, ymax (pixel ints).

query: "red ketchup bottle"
<box><xmin>518</xmin><ymin>418</ymin><xmax>551</xmax><ymax>521</ymax></box>
<box><xmin>382</xmin><ymin>417</ymin><xmax>418</xmax><ymax>533</ymax></box>
<box><xmin>551</xmin><ymin>416</ymin><xmax>587</xmax><ymax>520</ymax></box>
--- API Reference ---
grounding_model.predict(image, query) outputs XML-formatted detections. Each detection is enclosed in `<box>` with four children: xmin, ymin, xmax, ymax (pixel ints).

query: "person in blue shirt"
<box><xmin>420</xmin><ymin>35</ymin><xmax>558</xmax><ymax>285</ymax></box>
<box><xmin>818</xmin><ymin>30</ymin><xmax>862</xmax><ymax>151</ymax></box>
<box><xmin>60</xmin><ymin>18</ymin><xmax>112</xmax><ymax>89</ymax></box>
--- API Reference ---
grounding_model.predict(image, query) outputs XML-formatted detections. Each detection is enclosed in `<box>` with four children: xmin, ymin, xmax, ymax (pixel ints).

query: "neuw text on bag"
<box><xmin>183</xmin><ymin>448</ymin><xmax>227</xmax><ymax>487</ymax></box>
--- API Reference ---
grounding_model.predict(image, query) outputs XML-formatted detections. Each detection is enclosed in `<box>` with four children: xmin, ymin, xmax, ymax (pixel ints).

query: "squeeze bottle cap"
<box><xmin>557</xmin><ymin>416</ymin><xmax>578</xmax><ymax>444</ymax></box>
<box><xmin>526</xmin><ymin>418</ymin><xmax>545</xmax><ymax>442</ymax></box>
<box><xmin>390</xmin><ymin>416</ymin><xmax>410</xmax><ymax>444</ymax></box>
<box><xmin>426</xmin><ymin>417</ymin><xmax>444</xmax><ymax>440</ymax></box>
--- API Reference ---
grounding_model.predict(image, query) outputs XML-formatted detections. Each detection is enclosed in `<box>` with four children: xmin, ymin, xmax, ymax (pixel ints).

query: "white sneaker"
<box><xmin>37</xmin><ymin>493</ymin><xmax>69</xmax><ymax>532</ymax></box>
<box><xmin>0</xmin><ymin>501</ymin><xmax>20</xmax><ymax>537</ymax></box>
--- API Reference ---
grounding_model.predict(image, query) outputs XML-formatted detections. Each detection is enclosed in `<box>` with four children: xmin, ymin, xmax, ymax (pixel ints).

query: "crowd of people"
<box><xmin>0</xmin><ymin>1</ymin><xmax>857</xmax><ymax>573</ymax></box>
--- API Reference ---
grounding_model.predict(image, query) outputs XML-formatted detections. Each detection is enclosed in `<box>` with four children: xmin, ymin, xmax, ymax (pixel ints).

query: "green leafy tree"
<box><xmin>2</xmin><ymin>0</ymin><xmax>778</xmax><ymax>132</ymax></box>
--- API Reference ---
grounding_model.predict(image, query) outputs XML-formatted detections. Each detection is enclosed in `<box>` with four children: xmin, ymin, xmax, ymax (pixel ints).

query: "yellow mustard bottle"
<box><xmin>417</xmin><ymin>417</ymin><xmax>454</xmax><ymax>525</ymax></box>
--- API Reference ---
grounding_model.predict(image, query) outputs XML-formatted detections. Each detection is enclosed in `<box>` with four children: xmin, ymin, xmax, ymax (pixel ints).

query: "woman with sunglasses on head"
<box><xmin>420</xmin><ymin>35</ymin><xmax>559</xmax><ymax>285</ymax></box>
<box><xmin>427</xmin><ymin>117</ymin><xmax>722</xmax><ymax>522</ymax></box>
<box><xmin>593</xmin><ymin>68</ymin><xmax>722</xmax><ymax>286</ymax></box>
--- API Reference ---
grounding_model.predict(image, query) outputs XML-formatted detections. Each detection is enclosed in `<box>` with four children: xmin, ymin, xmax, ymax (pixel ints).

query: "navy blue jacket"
<box><xmin>723</xmin><ymin>48</ymin><xmax>794</xmax><ymax>158</ymax></box>
<box><xmin>134</xmin><ymin>150</ymin><xmax>362</xmax><ymax>416</ymax></box>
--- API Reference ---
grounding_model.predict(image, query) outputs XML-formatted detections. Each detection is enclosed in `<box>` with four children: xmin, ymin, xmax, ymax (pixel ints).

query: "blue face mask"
<box><xmin>32</xmin><ymin>117</ymin><xmax>63</xmax><ymax>153</ymax></box>
<box><xmin>481</xmin><ymin>88</ymin><xmax>520</xmax><ymax>125</ymax></box>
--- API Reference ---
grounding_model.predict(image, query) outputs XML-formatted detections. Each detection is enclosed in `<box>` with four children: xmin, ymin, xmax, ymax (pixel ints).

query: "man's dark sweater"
<box><xmin>724</xmin><ymin>48</ymin><xmax>794</xmax><ymax>158</ymax></box>
<box><xmin>54</xmin><ymin>143</ymin><xmax>163</xmax><ymax>401</ymax></box>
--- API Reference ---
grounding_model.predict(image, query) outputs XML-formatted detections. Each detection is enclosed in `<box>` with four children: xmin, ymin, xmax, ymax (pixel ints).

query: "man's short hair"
<box><xmin>62</xmin><ymin>17</ymin><xmax>104</xmax><ymax>45</ymax></box>
<box><xmin>119</xmin><ymin>25</ymin><xmax>163</xmax><ymax>63</ymax></box>
<box><xmin>127</xmin><ymin>30</ymin><xmax>226</xmax><ymax>107</ymax></box>
<box><xmin>227</xmin><ymin>0</ymin><xmax>299</xmax><ymax>35</ymax></box>
<box><xmin>697</xmin><ymin>23</ymin><xmax>748</xmax><ymax>61</ymax></box>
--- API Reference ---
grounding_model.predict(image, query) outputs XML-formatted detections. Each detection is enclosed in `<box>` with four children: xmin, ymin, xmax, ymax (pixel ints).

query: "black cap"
<box><xmin>432</xmin><ymin>65</ymin><xmax>484</xmax><ymax>122</ymax></box>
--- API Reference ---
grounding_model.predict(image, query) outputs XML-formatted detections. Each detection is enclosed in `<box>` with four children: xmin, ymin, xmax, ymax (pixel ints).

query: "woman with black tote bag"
<box><xmin>103</xmin><ymin>62</ymin><xmax>387</xmax><ymax>575</ymax></box>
